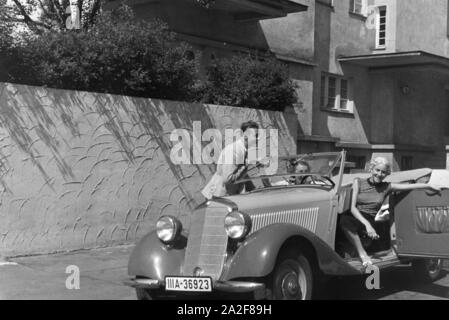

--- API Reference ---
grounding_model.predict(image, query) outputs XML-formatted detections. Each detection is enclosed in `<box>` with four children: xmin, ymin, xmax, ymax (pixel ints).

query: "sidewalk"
<box><xmin>0</xmin><ymin>245</ymin><xmax>136</xmax><ymax>300</ymax></box>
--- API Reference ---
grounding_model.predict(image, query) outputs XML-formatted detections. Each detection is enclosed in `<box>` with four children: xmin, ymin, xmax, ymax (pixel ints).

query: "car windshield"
<box><xmin>234</xmin><ymin>152</ymin><xmax>342</xmax><ymax>190</ymax></box>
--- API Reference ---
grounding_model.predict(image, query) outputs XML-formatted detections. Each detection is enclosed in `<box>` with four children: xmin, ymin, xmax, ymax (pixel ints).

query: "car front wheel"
<box><xmin>411</xmin><ymin>258</ymin><xmax>443</xmax><ymax>283</ymax></box>
<box><xmin>271</xmin><ymin>252</ymin><xmax>313</xmax><ymax>300</ymax></box>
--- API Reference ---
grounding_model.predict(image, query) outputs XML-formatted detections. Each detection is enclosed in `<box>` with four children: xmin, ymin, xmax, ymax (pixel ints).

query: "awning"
<box><xmin>338</xmin><ymin>51</ymin><xmax>449</xmax><ymax>70</ymax></box>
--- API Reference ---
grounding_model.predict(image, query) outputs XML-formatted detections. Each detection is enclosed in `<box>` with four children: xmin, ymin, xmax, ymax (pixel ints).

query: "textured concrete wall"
<box><xmin>0</xmin><ymin>82</ymin><xmax>298</xmax><ymax>257</ymax></box>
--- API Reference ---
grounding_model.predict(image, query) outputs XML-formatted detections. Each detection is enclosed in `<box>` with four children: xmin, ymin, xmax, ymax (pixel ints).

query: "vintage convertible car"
<box><xmin>124</xmin><ymin>151</ymin><xmax>449</xmax><ymax>300</ymax></box>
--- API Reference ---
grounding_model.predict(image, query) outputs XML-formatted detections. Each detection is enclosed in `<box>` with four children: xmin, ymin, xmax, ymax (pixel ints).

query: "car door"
<box><xmin>394</xmin><ymin>189</ymin><xmax>449</xmax><ymax>258</ymax></box>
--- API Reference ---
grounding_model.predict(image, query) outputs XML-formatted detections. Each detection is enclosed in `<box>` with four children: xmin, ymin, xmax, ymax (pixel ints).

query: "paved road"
<box><xmin>0</xmin><ymin>245</ymin><xmax>135</xmax><ymax>300</ymax></box>
<box><xmin>0</xmin><ymin>245</ymin><xmax>448</xmax><ymax>300</ymax></box>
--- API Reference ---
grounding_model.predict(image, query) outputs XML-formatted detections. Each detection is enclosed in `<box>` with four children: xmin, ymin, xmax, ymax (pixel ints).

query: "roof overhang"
<box><xmin>338</xmin><ymin>51</ymin><xmax>449</xmax><ymax>70</ymax></box>
<box><xmin>212</xmin><ymin>0</ymin><xmax>308</xmax><ymax>21</ymax></box>
<box><xmin>105</xmin><ymin>0</ymin><xmax>307</xmax><ymax>21</ymax></box>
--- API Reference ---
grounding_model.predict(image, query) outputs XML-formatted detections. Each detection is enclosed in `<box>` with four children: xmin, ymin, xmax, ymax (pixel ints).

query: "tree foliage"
<box><xmin>0</xmin><ymin>3</ymin><xmax>298</xmax><ymax>109</ymax></box>
<box><xmin>5</xmin><ymin>5</ymin><xmax>200</xmax><ymax>100</ymax></box>
<box><xmin>200</xmin><ymin>54</ymin><xmax>297</xmax><ymax>111</ymax></box>
<box><xmin>195</xmin><ymin>0</ymin><xmax>215</xmax><ymax>8</ymax></box>
<box><xmin>0</xmin><ymin>0</ymin><xmax>103</xmax><ymax>34</ymax></box>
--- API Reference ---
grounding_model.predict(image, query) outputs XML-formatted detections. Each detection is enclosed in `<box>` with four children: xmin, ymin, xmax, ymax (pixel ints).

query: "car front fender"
<box><xmin>128</xmin><ymin>230</ymin><xmax>186</xmax><ymax>280</ymax></box>
<box><xmin>221</xmin><ymin>224</ymin><xmax>360</xmax><ymax>280</ymax></box>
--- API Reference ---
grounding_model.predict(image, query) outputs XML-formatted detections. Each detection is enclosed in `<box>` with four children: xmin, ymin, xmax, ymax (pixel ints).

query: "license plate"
<box><xmin>165</xmin><ymin>276</ymin><xmax>212</xmax><ymax>292</ymax></box>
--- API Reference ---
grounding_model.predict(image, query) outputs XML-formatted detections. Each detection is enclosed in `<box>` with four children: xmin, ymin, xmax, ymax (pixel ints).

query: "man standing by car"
<box><xmin>201</xmin><ymin>121</ymin><xmax>260</xmax><ymax>199</ymax></box>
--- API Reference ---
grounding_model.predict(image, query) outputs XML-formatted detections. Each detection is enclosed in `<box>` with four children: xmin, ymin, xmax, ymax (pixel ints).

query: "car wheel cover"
<box><xmin>278</xmin><ymin>261</ymin><xmax>308</xmax><ymax>300</ymax></box>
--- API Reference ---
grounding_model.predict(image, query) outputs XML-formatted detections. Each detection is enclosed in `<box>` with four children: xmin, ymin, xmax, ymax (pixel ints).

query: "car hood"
<box><xmin>214</xmin><ymin>187</ymin><xmax>333</xmax><ymax>213</ymax></box>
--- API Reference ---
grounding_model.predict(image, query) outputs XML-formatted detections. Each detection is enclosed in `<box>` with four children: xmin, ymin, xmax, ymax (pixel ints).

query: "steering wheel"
<box><xmin>297</xmin><ymin>175</ymin><xmax>335</xmax><ymax>187</ymax></box>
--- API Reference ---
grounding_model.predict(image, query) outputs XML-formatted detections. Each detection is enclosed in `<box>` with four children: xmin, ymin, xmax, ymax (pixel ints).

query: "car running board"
<box><xmin>347</xmin><ymin>250</ymin><xmax>401</xmax><ymax>272</ymax></box>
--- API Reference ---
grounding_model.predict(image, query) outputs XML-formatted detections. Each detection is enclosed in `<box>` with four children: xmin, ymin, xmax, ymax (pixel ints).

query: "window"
<box><xmin>349</xmin><ymin>0</ymin><xmax>366</xmax><ymax>16</ymax></box>
<box><xmin>340</xmin><ymin>79</ymin><xmax>348</xmax><ymax>110</ymax></box>
<box><xmin>320</xmin><ymin>73</ymin><xmax>353</xmax><ymax>112</ymax></box>
<box><xmin>376</xmin><ymin>6</ymin><xmax>387</xmax><ymax>48</ymax></box>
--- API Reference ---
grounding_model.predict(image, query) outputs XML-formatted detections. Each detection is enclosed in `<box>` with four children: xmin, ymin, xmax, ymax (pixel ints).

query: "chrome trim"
<box><xmin>124</xmin><ymin>278</ymin><xmax>162</xmax><ymax>289</ymax></box>
<box><xmin>124</xmin><ymin>278</ymin><xmax>265</xmax><ymax>293</ymax></box>
<box><xmin>214</xmin><ymin>281</ymin><xmax>265</xmax><ymax>293</ymax></box>
<box><xmin>397</xmin><ymin>253</ymin><xmax>449</xmax><ymax>259</ymax></box>
<box><xmin>156</xmin><ymin>215</ymin><xmax>183</xmax><ymax>243</ymax></box>
<box><xmin>209</xmin><ymin>197</ymin><xmax>238</xmax><ymax>211</ymax></box>
<box><xmin>182</xmin><ymin>207</ymin><xmax>228</xmax><ymax>280</ymax></box>
<box><xmin>224</xmin><ymin>211</ymin><xmax>252</xmax><ymax>240</ymax></box>
<box><xmin>250</xmin><ymin>207</ymin><xmax>319</xmax><ymax>235</ymax></box>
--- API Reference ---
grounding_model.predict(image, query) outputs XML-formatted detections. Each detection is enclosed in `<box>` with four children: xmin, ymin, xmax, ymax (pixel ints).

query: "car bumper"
<box><xmin>124</xmin><ymin>278</ymin><xmax>265</xmax><ymax>293</ymax></box>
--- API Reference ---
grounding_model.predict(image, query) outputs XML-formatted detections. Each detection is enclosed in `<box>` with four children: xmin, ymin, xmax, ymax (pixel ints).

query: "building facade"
<box><xmin>321</xmin><ymin>0</ymin><xmax>449</xmax><ymax>172</ymax></box>
<box><xmin>109</xmin><ymin>0</ymin><xmax>449</xmax><ymax>171</ymax></box>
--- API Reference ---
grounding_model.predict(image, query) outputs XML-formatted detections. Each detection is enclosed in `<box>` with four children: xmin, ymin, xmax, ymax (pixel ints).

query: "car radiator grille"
<box><xmin>182</xmin><ymin>207</ymin><xmax>229</xmax><ymax>280</ymax></box>
<box><xmin>249</xmin><ymin>207</ymin><xmax>319</xmax><ymax>235</ymax></box>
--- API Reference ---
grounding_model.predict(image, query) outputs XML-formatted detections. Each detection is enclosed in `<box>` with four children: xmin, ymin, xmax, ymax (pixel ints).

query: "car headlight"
<box><xmin>224</xmin><ymin>211</ymin><xmax>251</xmax><ymax>240</ymax></box>
<box><xmin>156</xmin><ymin>216</ymin><xmax>182</xmax><ymax>243</ymax></box>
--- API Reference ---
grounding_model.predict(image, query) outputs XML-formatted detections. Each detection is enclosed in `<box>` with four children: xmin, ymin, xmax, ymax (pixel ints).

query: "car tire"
<box><xmin>411</xmin><ymin>258</ymin><xmax>443</xmax><ymax>283</ymax></box>
<box><xmin>271</xmin><ymin>252</ymin><xmax>313</xmax><ymax>300</ymax></box>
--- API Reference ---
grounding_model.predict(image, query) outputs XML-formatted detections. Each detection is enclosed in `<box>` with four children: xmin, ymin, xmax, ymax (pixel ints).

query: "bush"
<box><xmin>200</xmin><ymin>54</ymin><xmax>297</xmax><ymax>111</ymax></box>
<box><xmin>4</xmin><ymin>5</ymin><xmax>199</xmax><ymax>101</ymax></box>
<box><xmin>1</xmin><ymin>5</ymin><xmax>298</xmax><ymax>109</ymax></box>
<box><xmin>0</xmin><ymin>23</ymin><xmax>14</xmax><ymax>82</ymax></box>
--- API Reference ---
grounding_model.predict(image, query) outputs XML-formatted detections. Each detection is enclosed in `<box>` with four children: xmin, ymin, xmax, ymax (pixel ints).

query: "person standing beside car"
<box><xmin>339</xmin><ymin>157</ymin><xmax>443</xmax><ymax>267</ymax></box>
<box><xmin>201</xmin><ymin>121</ymin><xmax>260</xmax><ymax>199</ymax></box>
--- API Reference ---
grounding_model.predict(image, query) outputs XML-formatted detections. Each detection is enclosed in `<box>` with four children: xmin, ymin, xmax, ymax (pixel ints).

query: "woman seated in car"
<box><xmin>339</xmin><ymin>157</ymin><xmax>443</xmax><ymax>267</ymax></box>
<box><xmin>270</xmin><ymin>159</ymin><xmax>311</xmax><ymax>186</ymax></box>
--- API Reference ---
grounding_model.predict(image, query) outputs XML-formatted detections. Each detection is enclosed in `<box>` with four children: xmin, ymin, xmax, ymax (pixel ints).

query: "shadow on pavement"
<box><xmin>316</xmin><ymin>267</ymin><xmax>449</xmax><ymax>300</ymax></box>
